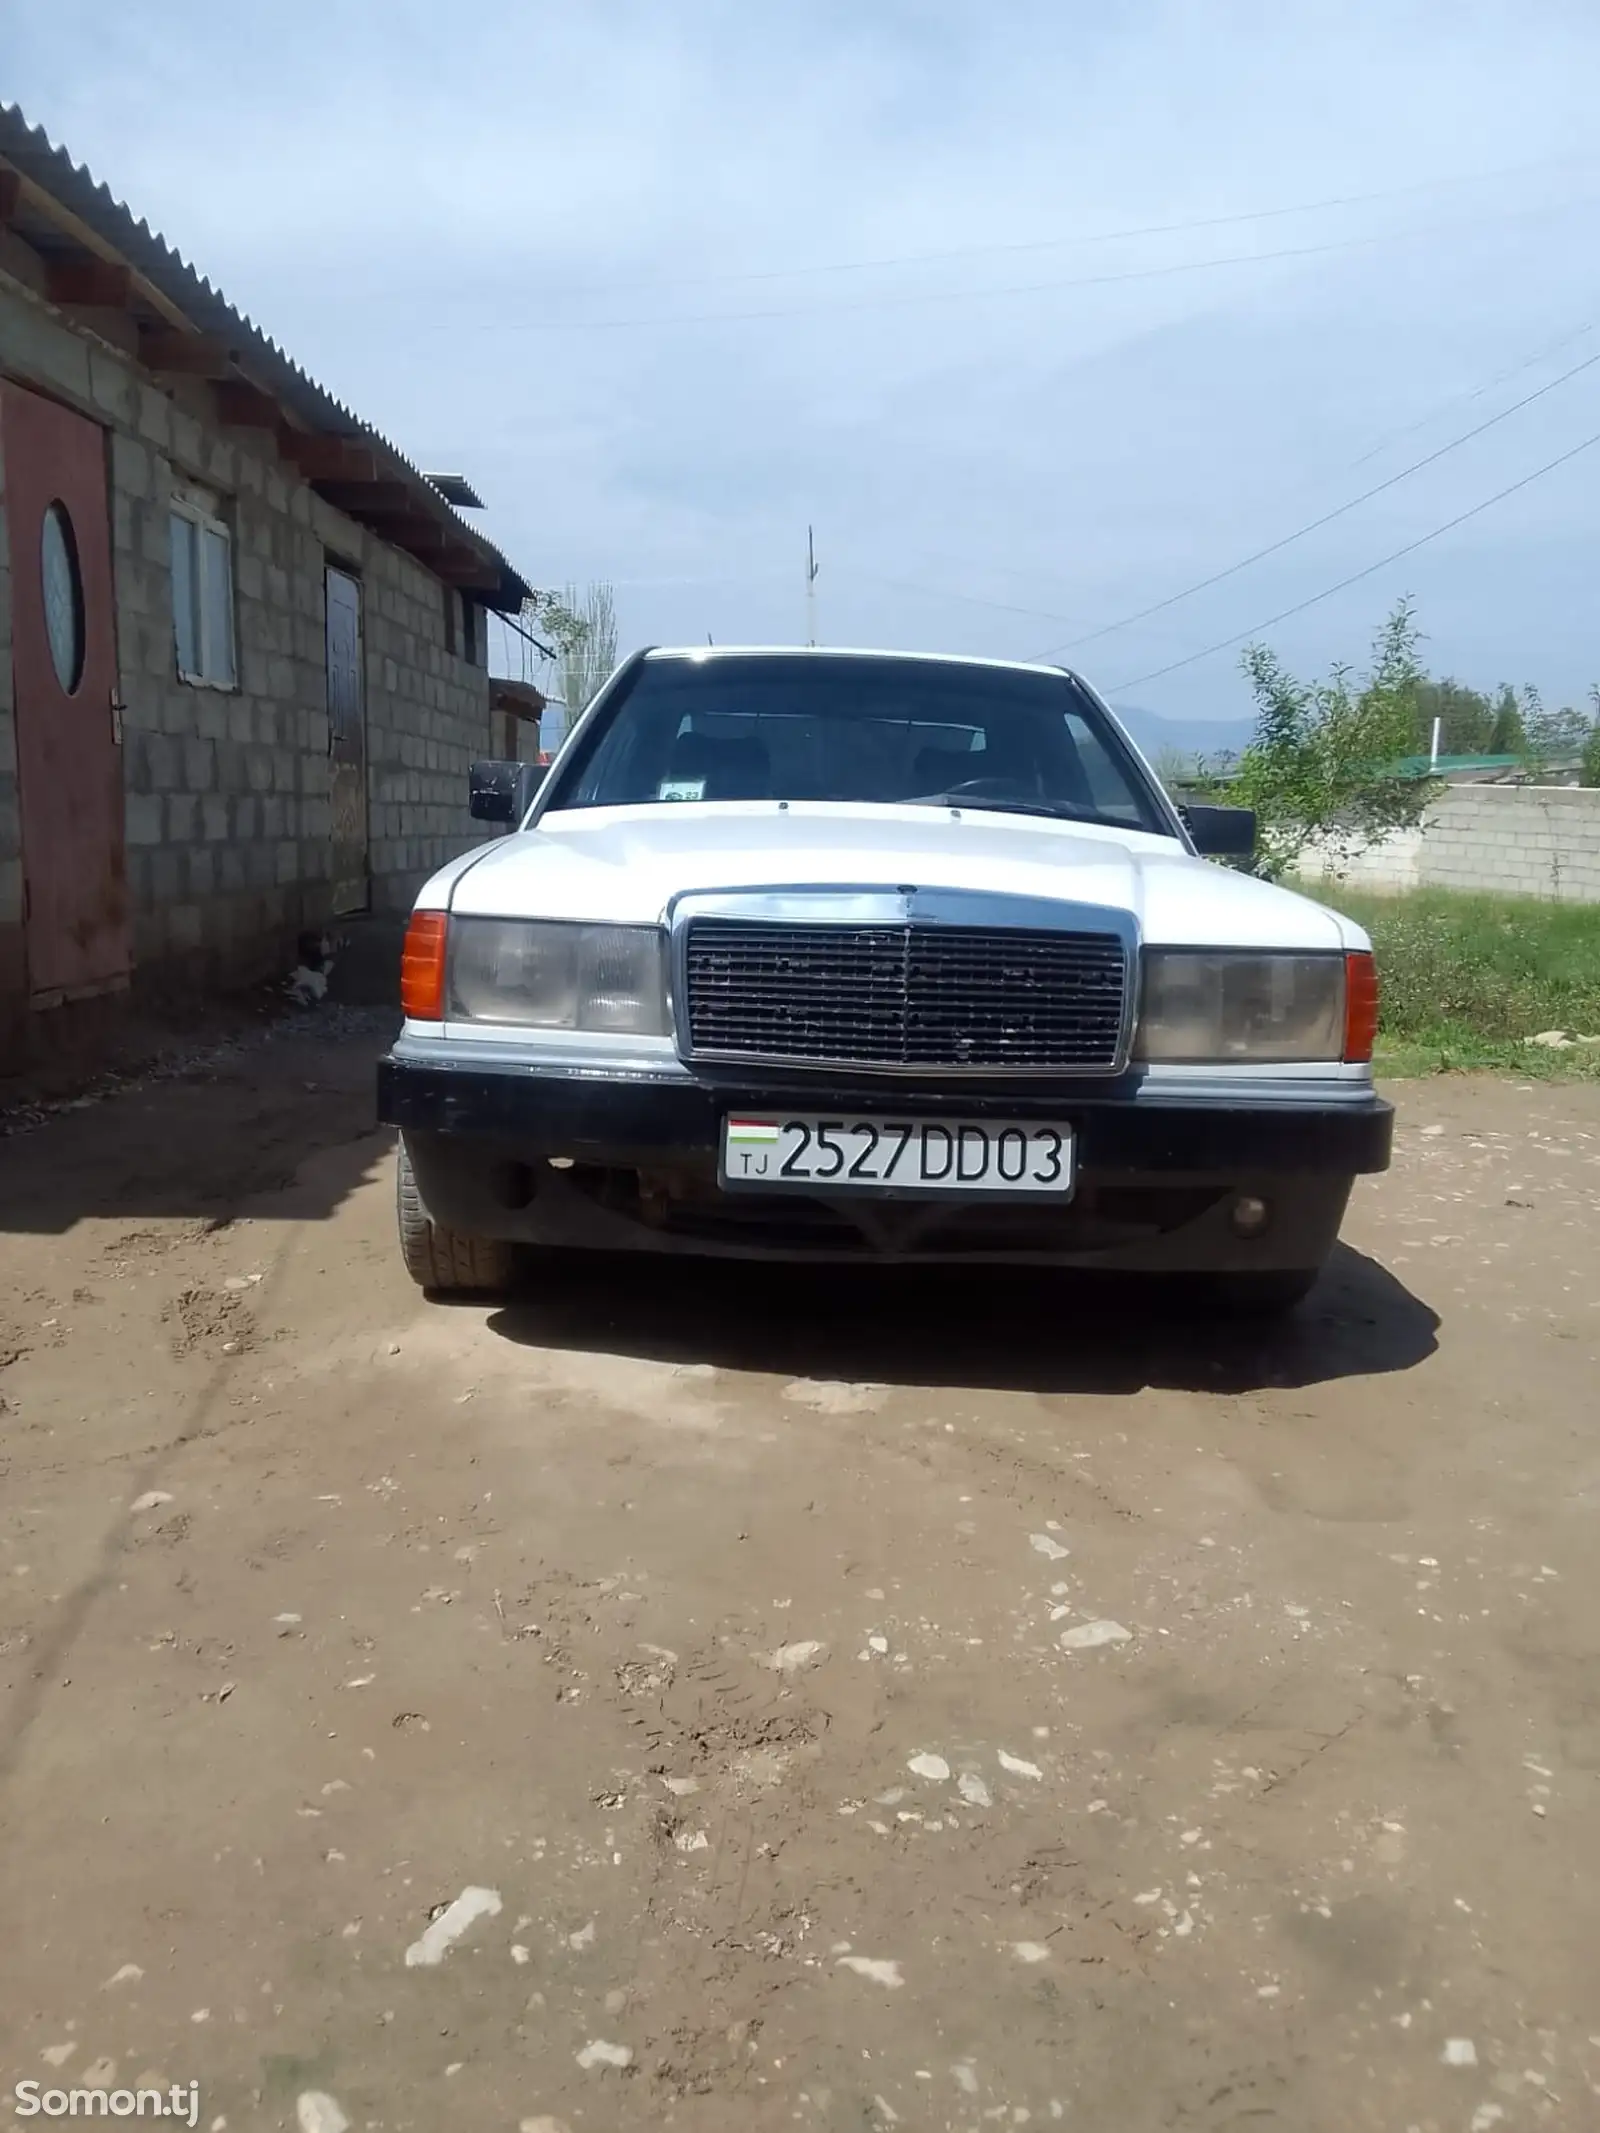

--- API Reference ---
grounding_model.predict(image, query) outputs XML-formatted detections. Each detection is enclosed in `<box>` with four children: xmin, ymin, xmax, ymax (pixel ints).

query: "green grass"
<box><xmin>1308</xmin><ymin>885</ymin><xmax>1600</xmax><ymax>1078</ymax></box>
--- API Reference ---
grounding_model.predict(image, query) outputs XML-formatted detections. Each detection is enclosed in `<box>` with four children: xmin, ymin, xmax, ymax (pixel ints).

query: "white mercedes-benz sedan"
<box><xmin>378</xmin><ymin>647</ymin><xmax>1390</xmax><ymax>1314</ymax></box>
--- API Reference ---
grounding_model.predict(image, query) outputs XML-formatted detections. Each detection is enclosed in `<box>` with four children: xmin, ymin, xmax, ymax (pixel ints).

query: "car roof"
<box><xmin>643</xmin><ymin>645</ymin><xmax>1086</xmax><ymax>684</ymax></box>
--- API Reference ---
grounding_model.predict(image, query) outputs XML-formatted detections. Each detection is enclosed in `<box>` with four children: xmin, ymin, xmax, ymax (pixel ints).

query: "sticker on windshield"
<box><xmin>658</xmin><ymin>778</ymin><xmax>706</xmax><ymax>802</ymax></box>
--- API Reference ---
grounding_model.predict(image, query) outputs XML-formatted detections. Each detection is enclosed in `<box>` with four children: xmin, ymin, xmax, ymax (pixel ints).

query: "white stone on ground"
<box><xmin>404</xmin><ymin>1885</ymin><xmax>503</xmax><ymax>1967</ymax></box>
<box><xmin>576</xmin><ymin>2041</ymin><xmax>633</xmax><ymax>2070</ymax></box>
<box><xmin>1059</xmin><ymin>1619</ymin><xmax>1132</xmax><ymax>1651</ymax></box>
<box><xmin>296</xmin><ymin>2097</ymin><xmax>350</xmax><ymax>2133</ymax></box>
<box><xmin>837</xmin><ymin>1955</ymin><xmax>904</xmax><ymax>1987</ymax></box>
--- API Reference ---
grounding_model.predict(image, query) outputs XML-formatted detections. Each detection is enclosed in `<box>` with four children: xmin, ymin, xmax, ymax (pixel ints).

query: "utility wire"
<box><xmin>1345</xmin><ymin>315</ymin><xmax>1600</xmax><ymax>471</ymax></box>
<box><xmin>851</xmin><ymin>336</ymin><xmax>1600</xmax><ymax>638</ymax></box>
<box><xmin>1028</xmin><ymin>341</ymin><xmax>1600</xmax><ymax>662</ymax></box>
<box><xmin>1108</xmin><ymin>427</ymin><xmax>1600</xmax><ymax>692</ymax></box>
<box><xmin>849</xmin><ymin>309</ymin><xmax>1600</xmax><ymax>609</ymax></box>
<box><xmin>541</xmin><ymin>153</ymin><xmax>1594</xmax><ymax>298</ymax></box>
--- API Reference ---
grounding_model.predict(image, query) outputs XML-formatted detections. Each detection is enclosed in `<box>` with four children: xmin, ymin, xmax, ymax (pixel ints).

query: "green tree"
<box><xmin>521</xmin><ymin>588</ymin><xmax>586</xmax><ymax>659</ymax></box>
<box><xmin>1581</xmin><ymin>686</ymin><xmax>1600</xmax><ymax>788</ymax></box>
<box><xmin>555</xmin><ymin>581</ymin><xmax>618</xmax><ymax>733</ymax></box>
<box><xmin>1412</xmin><ymin>675</ymin><xmax>1494</xmax><ymax>757</ymax></box>
<box><xmin>1220</xmin><ymin>599</ymin><xmax>1436</xmax><ymax>878</ymax></box>
<box><xmin>1520</xmin><ymin>685</ymin><xmax>1595</xmax><ymax>771</ymax></box>
<box><xmin>1488</xmin><ymin>684</ymin><xmax>1526</xmax><ymax>755</ymax></box>
<box><xmin>519</xmin><ymin>582</ymin><xmax>619</xmax><ymax>738</ymax></box>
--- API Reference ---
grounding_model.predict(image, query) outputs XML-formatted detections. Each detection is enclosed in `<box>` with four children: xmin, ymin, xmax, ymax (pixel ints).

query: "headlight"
<box><xmin>448</xmin><ymin>919</ymin><xmax>669</xmax><ymax>1034</ymax></box>
<box><xmin>1136</xmin><ymin>951</ymin><xmax>1346</xmax><ymax>1063</ymax></box>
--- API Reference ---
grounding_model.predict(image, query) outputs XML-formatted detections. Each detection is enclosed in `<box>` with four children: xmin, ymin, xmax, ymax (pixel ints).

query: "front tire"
<box><xmin>396</xmin><ymin>1140</ymin><xmax>515</xmax><ymax>1296</ymax></box>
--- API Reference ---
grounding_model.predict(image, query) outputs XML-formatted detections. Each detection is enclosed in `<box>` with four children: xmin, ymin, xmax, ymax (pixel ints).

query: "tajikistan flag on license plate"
<box><xmin>725</xmin><ymin>1117</ymin><xmax>780</xmax><ymax>1146</ymax></box>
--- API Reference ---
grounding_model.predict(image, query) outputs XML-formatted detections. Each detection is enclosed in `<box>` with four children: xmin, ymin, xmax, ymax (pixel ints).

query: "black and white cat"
<box><xmin>286</xmin><ymin>931</ymin><xmax>338</xmax><ymax>1006</ymax></box>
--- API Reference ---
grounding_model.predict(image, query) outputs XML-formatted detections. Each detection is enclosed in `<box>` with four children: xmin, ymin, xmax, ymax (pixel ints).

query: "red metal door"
<box><xmin>1</xmin><ymin>382</ymin><xmax>129</xmax><ymax>998</ymax></box>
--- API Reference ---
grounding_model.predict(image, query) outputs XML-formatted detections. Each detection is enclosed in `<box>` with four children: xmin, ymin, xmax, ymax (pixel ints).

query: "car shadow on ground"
<box><xmin>0</xmin><ymin>1030</ymin><xmax>392</xmax><ymax>1236</ymax></box>
<box><xmin>485</xmin><ymin>1242</ymin><xmax>1437</xmax><ymax>1397</ymax></box>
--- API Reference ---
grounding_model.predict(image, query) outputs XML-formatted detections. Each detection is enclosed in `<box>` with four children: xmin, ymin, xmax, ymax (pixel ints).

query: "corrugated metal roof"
<box><xmin>0</xmin><ymin>102</ymin><xmax>531</xmax><ymax>610</ymax></box>
<box><xmin>425</xmin><ymin>473</ymin><xmax>486</xmax><ymax>509</ymax></box>
<box><xmin>490</xmin><ymin>678</ymin><xmax>548</xmax><ymax>720</ymax></box>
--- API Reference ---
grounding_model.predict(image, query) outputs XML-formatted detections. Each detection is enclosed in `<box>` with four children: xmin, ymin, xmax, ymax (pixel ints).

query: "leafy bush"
<box><xmin>1219</xmin><ymin>602</ymin><xmax>1436</xmax><ymax>877</ymax></box>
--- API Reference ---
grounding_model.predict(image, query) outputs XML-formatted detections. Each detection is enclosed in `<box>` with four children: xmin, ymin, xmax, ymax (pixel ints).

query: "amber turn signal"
<box><xmin>400</xmin><ymin>910</ymin><xmax>448</xmax><ymax>1021</ymax></box>
<box><xmin>1343</xmin><ymin>950</ymin><xmax>1379</xmax><ymax>1063</ymax></box>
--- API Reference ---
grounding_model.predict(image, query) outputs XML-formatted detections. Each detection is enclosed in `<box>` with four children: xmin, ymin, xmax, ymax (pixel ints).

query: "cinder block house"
<box><xmin>0</xmin><ymin>104</ymin><xmax>535</xmax><ymax>1070</ymax></box>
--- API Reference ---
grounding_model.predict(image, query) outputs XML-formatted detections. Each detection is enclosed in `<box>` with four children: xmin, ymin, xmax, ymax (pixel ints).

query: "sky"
<box><xmin>9</xmin><ymin>0</ymin><xmax>1600</xmax><ymax>723</ymax></box>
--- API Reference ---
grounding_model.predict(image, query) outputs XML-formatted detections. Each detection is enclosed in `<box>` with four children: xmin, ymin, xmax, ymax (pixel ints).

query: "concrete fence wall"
<box><xmin>1296</xmin><ymin>784</ymin><xmax>1600</xmax><ymax>903</ymax></box>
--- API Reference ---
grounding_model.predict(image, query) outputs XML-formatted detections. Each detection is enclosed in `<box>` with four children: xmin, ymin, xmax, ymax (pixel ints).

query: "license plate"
<box><xmin>719</xmin><ymin>1114</ymin><xmax>1075</xmax><ymax>1196</ymax></box>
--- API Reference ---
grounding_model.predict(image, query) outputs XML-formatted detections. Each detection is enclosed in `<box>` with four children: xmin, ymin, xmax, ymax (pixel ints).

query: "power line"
<box><xmin>843</xmin><ymin>310</ymin><xmax>1600</xmax><ymax>630</ymax></box>
<box><xmin>855</xmin><ymin>336</ymin><xmax>1600</xmax><ymax>642</ymax></box>
<box><xmin>538</xmin><ymin>153</ymin><xmax>1594</xmax><ymax>299</ymax></box>
<box><xmin>1108</xmin><ymin>427</ymin><xmax>1600</xmax><ymax>692</ymax></box>
<box><xmin>1027</xmin><ymin>341</ymin><xmax>1600</xmax><ymax>662</ymax></box>
<box><xmin>1343</xmin><ymin>315</ymin><xmax>1600</xmax><ymax>472</ymax></box>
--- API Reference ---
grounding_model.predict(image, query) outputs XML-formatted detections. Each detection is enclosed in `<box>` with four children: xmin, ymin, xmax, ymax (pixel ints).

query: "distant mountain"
<box><xmin>1111</xmin><ymin>703</ymin><xmax>1253</xmax><ymax>765</ymax></box>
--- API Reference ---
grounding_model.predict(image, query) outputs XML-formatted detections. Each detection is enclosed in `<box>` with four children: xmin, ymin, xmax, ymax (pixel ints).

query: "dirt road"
<box><xmin>2</xmin><ymin>1019</ymin><xmax>1599</xmax><ymax>2132</ymax></box>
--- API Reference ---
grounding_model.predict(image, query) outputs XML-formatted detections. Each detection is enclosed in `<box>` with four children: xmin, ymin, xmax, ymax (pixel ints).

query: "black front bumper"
<box><xmin>377</xmin><ymin>1055</ymin><xmax>1393</xmax><ymax>1176</ymax></box>
<box><xmin>377</xmin><ymin>1053</ymin><xmax>1391</xmax><ymax>1268</ymax></box>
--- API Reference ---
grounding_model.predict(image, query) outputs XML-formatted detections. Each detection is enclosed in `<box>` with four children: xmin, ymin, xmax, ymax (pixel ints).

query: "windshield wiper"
<box><xmin>903</xmin><ymin>794</ymin><xmax>1114</xmax><ymax>825</ymax></box>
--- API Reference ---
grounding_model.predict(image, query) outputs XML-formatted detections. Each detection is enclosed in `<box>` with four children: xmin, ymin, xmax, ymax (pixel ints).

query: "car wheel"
<box><xmin>396</xmin><ymin>1140</ymin><xmax>515</xmax><ymax>1296</ymax></box>
<box><xmin>1202</xmin><ymin>1267</ymin><xmax>1322</xmax><ymax>1318</ymax></box>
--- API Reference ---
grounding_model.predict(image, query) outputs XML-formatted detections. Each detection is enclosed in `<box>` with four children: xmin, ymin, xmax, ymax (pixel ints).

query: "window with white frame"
<box><xmin>169</xmin><ymin>498</ymin><xmax>237</xmax><ymax>688</ymax></box>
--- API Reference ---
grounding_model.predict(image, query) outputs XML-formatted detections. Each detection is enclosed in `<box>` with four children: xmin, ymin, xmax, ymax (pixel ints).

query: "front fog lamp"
<box><xmin>447</xmin><ymin>919</ymin><xmax>668</xmax><ymax>1033</ymax></box>
<box><xmin>1136</xmin><ymin>951</ymin><xmax>1345</xmax><ymax>1064</ymax></box>
<box><xmin>1230</xmin><ymin>1194</ymin><xmax>1271</xmax><ymax>1237</ymax></box>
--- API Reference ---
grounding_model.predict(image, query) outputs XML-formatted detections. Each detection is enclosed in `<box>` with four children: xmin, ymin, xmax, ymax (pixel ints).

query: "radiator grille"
<box><xmin>683</xmin><ymin>920</ymin><xmax>1128</xmax><ymax>1072</ymax></box>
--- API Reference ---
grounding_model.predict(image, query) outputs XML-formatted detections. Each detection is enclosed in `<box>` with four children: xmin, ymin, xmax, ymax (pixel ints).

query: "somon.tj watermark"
<box><xmin>13</xmin><ymin>2083</ymin><xmax>199</xmax><ymax>2124</ymax></box>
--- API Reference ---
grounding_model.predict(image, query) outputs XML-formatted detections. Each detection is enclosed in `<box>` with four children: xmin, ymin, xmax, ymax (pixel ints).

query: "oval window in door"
<box><xmin>41</xmin><ymin>499</ymin><xmax>87</xmax><ymax>695</ymax></box>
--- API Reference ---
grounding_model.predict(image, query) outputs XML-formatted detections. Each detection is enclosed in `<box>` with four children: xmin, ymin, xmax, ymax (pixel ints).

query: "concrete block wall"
<box><xmin>1297</xmin><ymin>785</ymin><xmax>1600</xmax><ymax>902</ymax></box>
<box><xmin>364</xmin><ymin>547</ymin><xmax>492</xmax><ymax>915</ymax></box>
<box><xmin>0</xmin><ymin>269</ymin><xmax>497</xmax><ymax>1008</ymax></box>
<box><xmin>1299</xmin><ymin>825</ymin><xmax>1423</xmax><ymax>893</ymax></box>
<box><xmin>1420</xmin><ymin>784</ymin><xmax>1600</xmax><ymax>901</ymax></box>
<box><xmin>111</xmin><ymin>395</ymin><xmax>337</xmax><ymax>981</ymax></box>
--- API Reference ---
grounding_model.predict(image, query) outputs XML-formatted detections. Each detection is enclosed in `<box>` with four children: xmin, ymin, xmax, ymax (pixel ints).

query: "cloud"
<box><xmin>10</xmin><ymin>0</ymin><xmax>1600</xmax><ymax>711</ymax></box>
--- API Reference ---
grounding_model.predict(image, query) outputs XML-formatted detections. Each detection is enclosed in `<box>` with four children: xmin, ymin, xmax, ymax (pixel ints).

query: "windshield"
<box><xmin>545</xmin><ymin>653</ymin><xmax>1169</xmax><ymax>834</ymax></box>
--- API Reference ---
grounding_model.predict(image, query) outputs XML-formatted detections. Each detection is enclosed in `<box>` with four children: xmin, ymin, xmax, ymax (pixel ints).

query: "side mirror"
<box><xmin>469</xmin><ymin>758</ymin><xmax>545</xmax><ymax>825</ymax></box>
<box><xmin>1180</xmin><ymin>803</ymin><xmax>1256</xmax><ymax>859</ymax></box>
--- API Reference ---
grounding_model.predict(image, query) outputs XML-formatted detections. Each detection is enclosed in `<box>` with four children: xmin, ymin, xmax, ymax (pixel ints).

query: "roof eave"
<box><xmin>0</xmin><ymin>102</ymin><xmax>532</xmax><ymax>611</ymax></box>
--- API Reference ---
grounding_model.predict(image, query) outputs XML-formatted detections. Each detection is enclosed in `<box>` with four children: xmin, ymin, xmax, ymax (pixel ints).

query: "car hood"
<box><xmin>436</xmin><ymin>802</ymin><xmax>1356</xmax><ymax>951</ymax></box>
